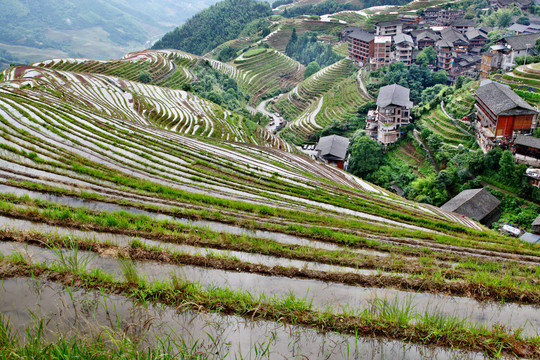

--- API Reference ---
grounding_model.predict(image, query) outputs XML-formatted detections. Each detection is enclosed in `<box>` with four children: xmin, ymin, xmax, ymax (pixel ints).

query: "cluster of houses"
<box><xmin>345</xmin><ymin>4</ymin><xmax>540</xmax><ymax>81</ymax></box>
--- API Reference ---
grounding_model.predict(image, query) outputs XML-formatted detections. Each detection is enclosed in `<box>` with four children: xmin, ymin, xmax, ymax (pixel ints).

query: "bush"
<box><xmin>138</xmin><ymin>71</ymin><xmax>151</xmax><ymax>83</ymax></box>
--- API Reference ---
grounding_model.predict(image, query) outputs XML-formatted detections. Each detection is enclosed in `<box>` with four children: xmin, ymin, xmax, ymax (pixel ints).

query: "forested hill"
<box><xmin>152</xmin><ymin>0</ymin><xmax>273</xmax><ymax>55</ymax></box>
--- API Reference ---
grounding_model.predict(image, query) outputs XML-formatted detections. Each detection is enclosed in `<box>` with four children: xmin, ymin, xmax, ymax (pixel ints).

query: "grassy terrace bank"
<box><xmin>0</xmin><ymin>199</ymin><xmax>539</xmax><ymax>304</ymax></box>
<box><xmin>0</xmin><ymin>187</ymin><xmax>538</xmax><ymax>260</ymax></box>
<box><xmin>0</xmin><ymin>260</ymin><xmax>538</xmax><ymax>359</ymax></box>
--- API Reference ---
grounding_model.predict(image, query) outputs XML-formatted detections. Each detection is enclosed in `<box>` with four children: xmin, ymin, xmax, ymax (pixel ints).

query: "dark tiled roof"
<box><xmin>478</xmin><ymin>26</ymin><xmax>493</xmax><ymax>34</ymax></box>
<box><xmin>316</xmin><ymin>135</ymin><xmax>350</xmax><ymax>161</ymax></box>
<box><xmin>450</xmin><ymin>18</ymin><xmax>476</xmax><ymax>27</ymax></box>
<box><xmin>475</xmin><ymin>81</ymin><xmax>537</xmax><ymax>115</ymax></box>
<box><xmin>441</xmin><ymin>27</ymin><xmax>468</xmax><ymax>44</ymax></box>
<box><xmin>415</xmin><ymin>30</ymin><xmax>440</xmax><ymax>41</ymax></box>
<box><xmin>520</xmin><ymin>232</ymin><xmax>540</xmax><ymax>243</ymax></box>
<box><xmin>440</xmin><ymin>188</ymin><xmax>501</xmax><ymax>221</ymax></box>
<box><xmin>465</xmin><ymin>28</ymin><xmax>488</xmax><ymax>40</ymax></box>
<box><xmin>376</xmin><ymin>84</ymin><xmax>413</xmax><ymax>108</ymax></box>
<box><xmin>508</xmin><ymin>23</ymin><xmax>529</xmax><ymax>33</ymax></box>
<box><xmin>503</xmin><ymin>33</ymin><xmax>540</xmax><ymax>50</ymax></box>
<box><xmin>376</xmin><ymin>20</ymin><xmax>402</xmax><ymax>27</ymax></box>
<box><xmin>349</xmin><ymin>30</ymin><xmax>375</xmax><ymax>42</ymax></box>
<box><xmin>514</xmin><ymin>134</ymin><xmax>540</xmax><ymax>149</ymax></box>
<box><xmin>394</xmin><ymin>33</ymin><xmax>413</xmax><ymax>45</ymax></box>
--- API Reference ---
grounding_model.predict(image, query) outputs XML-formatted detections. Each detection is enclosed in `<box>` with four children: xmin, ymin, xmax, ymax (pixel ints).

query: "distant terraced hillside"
<box><xmin>501</xmin><ymin>62</ymin><xmax>540</xmax><ymax>107</ymax></box>
<box><xmin>3</xmin><ymin>64</ymin><xmax>248</xmax><ymax>142</ymax></box>
<box><xmin>272</xmin><ymin>58</ymin><xmax>370</xmax><ymax>141</ymax></box>
<box><xmin>232</xmin><ymin>48</ymin><xmax>304</xmax><ymax>103</ymax></box>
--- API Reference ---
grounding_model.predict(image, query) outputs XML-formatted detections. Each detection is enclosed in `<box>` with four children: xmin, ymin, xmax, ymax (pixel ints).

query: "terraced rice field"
<box><xmin>3</xmin><ymin>63</ymin><xmax>249</xmax><ymax>142</ymax></box>
<box><xmin>1</xmin><ymin>55</ymin><xmax>540</xmax><ymax>358</ymax></box>
<box><xmin>232</xmin><ymin>49</ymin><xmax>304</xmax><ymax>103</ymax></box>
<box><xmin>420</xmin><ymin>106</ymin><xmax>475</xmax><ymax>146</ymax></box>
<box><xmin>388</xmin><ymin>142</ymin><xmax>432</xmax><ymax>177</ymax></box>
<box><xmin>275</xmin><ymin>59</ymin><xmax>361</xmax><ymax>139</ymax></box>
<box><xmin>266</xmin><ymin>20</ymin><xmax>344</xmax><ymax>52</ymax></box>
<box><xmin>33</xmin><ymin>50</ymin><xmax>196</xmax><ymax>87</ymax></box>
<box><xmin>502</xmin><ymin>63</ymin><xmax>540</xmax><ymax>89</ymax></box>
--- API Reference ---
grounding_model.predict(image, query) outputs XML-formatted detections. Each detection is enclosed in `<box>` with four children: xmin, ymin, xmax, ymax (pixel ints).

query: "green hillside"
<box><xmin>152</xmin><ymin>0</ymin><xmax>273</xmax><ymax>55</ymax></box>
<box><xmin>1</xmin><ymin>56</ymin><xmax>540</xmax><ymax>359</ymax></box>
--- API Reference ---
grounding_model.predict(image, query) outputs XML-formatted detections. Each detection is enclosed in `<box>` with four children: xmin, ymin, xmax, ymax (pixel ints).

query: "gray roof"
<box><xmin>503</xmin><ymin>33</ymin><xmax>540</xmax><ymax>51</ymax></box>
<box><xmin>450</xmin><ymin>18</ymin><xmax>476</xmax><ymax>27</ymax></box>
<box><xmin>533</xmin><ymin>214</ymin><xmax>540</xmax><ymax>226</ymax></box>
<box><xmin>478</xmin><ymin>26</ymin><xmax>493</xmax><ymax>35</ymax></box>
<box><xmin>394</xmin><ymin>33</ymin><xmax>413</xmax><ymax>45</ymax></box>
<box><xmin>376</xmin><ymin>84</ymin><xmax>413</xmax><ymax>108</ymax></box>
<box><xmin>465</xmin><ymin>28</ymin><xmax>488</xmax><ymax>40</ymax></box>
<box><xmin>475</xmin><ymin>81</ymin><xmax>538</xmax><ymax>116</ymax></box>
<box><xmin>514</xmin><ymin>134</ymin><xmax>540</xmax><ymax>149</ymax></box>
<box><xmin>441</xmin><ymin>27</ymin><xmax>468</xmax><ymax>44</ymax></box>
<box><xmin>376</xmin><ymin>20</ymin><xmax>402</xmax><ymax>27</ymax></box>
<box><xmin>315</xmin><ymin>135</ymin><xmax>350</xmax><ymax>161</ymax></box>
<box><xmin>436</xmin><ymin>39</ymin><xmax>453</xmax><ymax>48</ymax></box>
<box><xmin>520</xmin><ymin>232</ymin><xmax>540</xmax><ymax>243</ymax></box>
<box><xmin>349</xmin><ymin>30</ymin><xmax>375</xmax><ymax>42</ymax></box>
<box><xmin>508</xmin><ymin>23</ymin><xmax>529</xmax><ymax>33</ymax></box>
<box><xmin>414</xmin><ymin>30</ymin><xmax>440</xmax><ymax>41</ymax></box>
<box><xmin>440</xmin><ymin>188</ymin><xmax>501</xmax><ymax>221</ymax></box>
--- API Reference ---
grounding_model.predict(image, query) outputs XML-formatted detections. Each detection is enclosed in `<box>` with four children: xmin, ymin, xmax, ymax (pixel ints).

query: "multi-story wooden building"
<box><xmin>436</xmin><ymin>39</ymin><xmax>453</xmax><ymax>70</ymax></box>
<box><xmin>373</xmin><ymin>84</ymin><xmax>413</xmax><ymax>145</ymax></box>
<box><xmin>394</xmin><ymin>33</ymin><xmax>414</xmax><ymax>66</ymax></box>
<box><xmin>475</xmin><ymin>80</ymin><xmax>538</xmax><ymax>145</ymax></box>
<box><xmin>413</xmin><ymin>30</ymin><xmax>440</xmax><ymax>49</ymax></box>
<box><xmin>348</xmin><ymin>30</ymin><xmax>374</xmax><ymax>63</ymax></box>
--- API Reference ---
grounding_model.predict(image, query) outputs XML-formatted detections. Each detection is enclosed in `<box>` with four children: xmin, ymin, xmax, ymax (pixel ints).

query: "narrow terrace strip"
<box><xmin>2</xmin><ymin>229</ymin><xmax>539</xmax><ymax>305</ymax></box>
<box><xmin>0</xmin><ymin>261</ymin><xmax>537</xmax><ymax>359</ymax></box>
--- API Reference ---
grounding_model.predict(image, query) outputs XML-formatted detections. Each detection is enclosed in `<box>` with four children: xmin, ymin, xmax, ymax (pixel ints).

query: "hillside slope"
<box><xmin>1</xmin><ymin>52</ymin><xmax>540</xmax><ymax>358</ymax></box>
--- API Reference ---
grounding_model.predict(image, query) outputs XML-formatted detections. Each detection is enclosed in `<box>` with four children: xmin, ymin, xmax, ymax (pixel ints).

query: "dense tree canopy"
<box><xmin>152</xmin><ymin>0</ymin><xmax>272</xmax><ymax>55</ymax></box>
<box><xmin>348</xmin><ymin>136</ymin><xmax>384</xmax><ymax>178</ymax></box>
<box><xmin>285</xmin><ymin>31</ymin><xmax>343</xmax><ymax>68</ymax></box>
<box><xmin>369</xmin><ymin>62</ymin><xmax>448</xmax><ymax>104</ymax></box>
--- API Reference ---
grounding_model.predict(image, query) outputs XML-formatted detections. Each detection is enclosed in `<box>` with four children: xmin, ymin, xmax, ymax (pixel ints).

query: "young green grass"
<box><xmin>0</xmin><ymin>259</ymin><xmax>538</xmax><ymax>359</ymax></box>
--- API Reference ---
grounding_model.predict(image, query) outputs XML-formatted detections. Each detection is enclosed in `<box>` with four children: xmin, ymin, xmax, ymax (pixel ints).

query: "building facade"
<box><xmin>348</xmin><ymin>30</ymin><xmax>375</xmax><ymax>63</ymax></box>
<box><xmin>475</xmin><ymin>80</ymin><xmax>538</xmax><ymax>146</ymax></box>
<box><xmin>371</xmin><ymin>36</ymin><xmax>392</xmax><ymax>69</ymax></box>
<box><xmin>369</xmin><ymin>84</ymin><xmax>413</xmax><ymax>145</ymax></box>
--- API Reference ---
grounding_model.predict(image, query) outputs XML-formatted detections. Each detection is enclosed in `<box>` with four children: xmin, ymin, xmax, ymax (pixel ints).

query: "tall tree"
<box><xmin>348</xmin><ymin>136</ymin><xmax>384</xmax><ymax>178</ymax></box>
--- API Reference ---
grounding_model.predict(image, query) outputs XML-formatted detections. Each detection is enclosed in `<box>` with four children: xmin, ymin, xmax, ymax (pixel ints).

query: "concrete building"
<box><xmin>348</xmin><ymin>30</ymin><xmax>375</xmax><ymax>63</ymax></box>
<box><xmin>501</xmin><ymin>33</ymin><xmax>540</xmax><ymax>65</ymax></box>
<box><xmin>479</xmin><ymin>46</ymin><xmax>513</xmax><ymax>78</ymax></box>
<box><xmin>436</xmin><ymin>39</ymin><xmax>454</xmax><ymax>71</ymax></box>
<box><xmin>394</xmin><ymin>33</ymin><xmax>414</xmax><ymax>66</ymax></box>
<box><xmin>371</xmin><ymin>36</ymin><xmax>392</xmax><ymax>69</ymax></box>
<box><xmin>375</xmin><ymin>20</ymin><xmax>403</xmax><ymax>36</ymax></box>
<box><xmin>373</xmin><ymin>84</ymin><xmax>413</xmax><ymax>145</ymax></box>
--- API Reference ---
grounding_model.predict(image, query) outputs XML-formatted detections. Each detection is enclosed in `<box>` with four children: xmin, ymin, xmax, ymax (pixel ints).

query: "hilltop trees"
<box><xmin>348</xmin><ymin>136</ymin><xmax>384</xmax><ymax>179</ymax></box>
<box><xmin>285</xmin><ymin>31</ymin><xmax>343</xmax><ymax>68</ymax></box>
<box><xmin>153</xmin><ymin>0</ymin><xmax>272</xmax><ymax>55</ymax></box>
